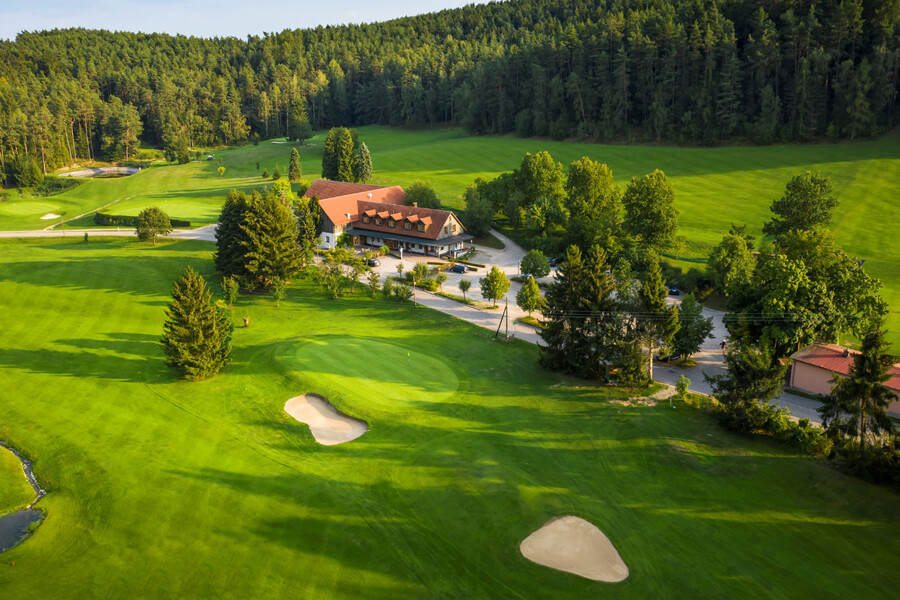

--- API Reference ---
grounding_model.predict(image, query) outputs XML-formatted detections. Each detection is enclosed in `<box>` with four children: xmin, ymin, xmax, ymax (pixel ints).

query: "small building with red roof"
<box><xmin>789</xmin><ymin>343</ymin><xmax>900</xmax><ymax>415</ymax></box>
<box><xmin>304</xmin><ymin>179</ymin><xmax>472</xmax><ymax>257</ymax></box>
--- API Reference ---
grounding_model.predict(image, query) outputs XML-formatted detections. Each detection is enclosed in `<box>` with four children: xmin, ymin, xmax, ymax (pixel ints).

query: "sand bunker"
<box><xmin>284</xmin><ymin>394</ymin><xmax>367</xmax><ymax>445</ymax></box>
<box><xmin>40</xmin><ymin>213</ymin><xmax>62</xmax><ymax>220</ymax></box>
<box><xmin>520</xmin><ymin>516</ymin><xmax>629</xmax><ymax>582</ymax></box>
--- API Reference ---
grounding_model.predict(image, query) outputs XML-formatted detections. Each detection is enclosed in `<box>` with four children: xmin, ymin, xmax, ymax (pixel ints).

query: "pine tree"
<box><xmin>354</xmin><ymin>141</ymin><xmax>373</xmax><ymax>183</ymax></box>
<box><xmin>239</xmin><ymin>191</ymin><xmax>301</xmax><ymax>289</ymax></box>
<box><xmin>161</xmin><ymin>266</ymin><xmax>233</xmax><ymax>381</ymax></box>
<box><xmin>288</xmin><ymin>147</ymin><xmax>302</xmax><ymax>183</ymax></box>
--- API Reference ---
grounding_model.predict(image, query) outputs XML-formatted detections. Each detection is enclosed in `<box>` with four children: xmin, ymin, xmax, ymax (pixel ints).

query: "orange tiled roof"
<box><xmin>354</xmin><ymin>200</ymin><xmax>463</xmax><ymax>240</ymax></box>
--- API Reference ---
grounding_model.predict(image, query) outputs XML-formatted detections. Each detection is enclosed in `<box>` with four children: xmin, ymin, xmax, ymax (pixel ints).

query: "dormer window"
<box><xmin>375</xmin><ymin>217</ymin><xmax>383</xmax><ymax>225</ymax></box>
<box><xmin>404</xmin><ymin>221</ymin><xmax>412</xmax><ymax>230</ymax></box>
<box><xmin>362</xmin><ymin>216</ymin><xmax>370</xmax><ymax>224</ymax></box>
<box><xmin>417</xmin><ymin>222</ymin><xmax>426</xmax><ymax>232</ymax></box>
<box><xmin>388</xmin><ymin>219</ymin><xmax>396</xmax><ymax>228</ymax></box>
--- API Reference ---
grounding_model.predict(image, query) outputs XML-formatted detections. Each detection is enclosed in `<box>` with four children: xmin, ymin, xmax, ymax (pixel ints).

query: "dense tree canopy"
<box><xmin>3</xmin><ymin>0</ymin><xmax>897</xmax><ymax>179</ymax></box>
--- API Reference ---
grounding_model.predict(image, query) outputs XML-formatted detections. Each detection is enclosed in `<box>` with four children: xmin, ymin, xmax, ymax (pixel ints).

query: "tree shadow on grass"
<box><xmin>0</xmin><ymin>341</ymin><xmax>172</xmax><ymax>384</ymax></box>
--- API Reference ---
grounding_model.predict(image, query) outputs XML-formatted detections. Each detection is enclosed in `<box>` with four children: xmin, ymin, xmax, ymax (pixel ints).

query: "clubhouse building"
<box><xmin>305</xmin><ymin>179</ymin><xmax>473</xmax><ymax>258</ymax></box>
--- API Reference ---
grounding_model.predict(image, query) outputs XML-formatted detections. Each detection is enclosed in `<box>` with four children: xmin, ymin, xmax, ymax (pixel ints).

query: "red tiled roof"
<box><xmin>312</xmin><ymin>182</ymin><xmax>406</xmax><ymax>226</ymax></box>
<box><xmin>304</xmin><ymin>179</ymin><xmax>386</xmax><ymax>200</ymax></box>
<box><xmin>354</xmin><ymin>200</ymin><xmax>463</xmax><ymax>240</ymax></box>
<box><xmin>792</xmin><ymin>344</ymin><xmax>900</xmax><ymax>391</ymax></box>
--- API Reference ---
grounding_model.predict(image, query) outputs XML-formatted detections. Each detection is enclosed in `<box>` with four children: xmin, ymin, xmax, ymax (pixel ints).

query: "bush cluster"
<box><xmin>94</xmin><ymin>212</ymin><xmax>190</xmax><ymax>227</ymax></box>
<box><xmin>714</xmin><ymin>401</ymin><xmax>831</xmax><ymax>457</ymax></box>
<box><xmin>33</xmin><ymin>177</ymin><xmax>84</xmax><ymax>198</ymax></box>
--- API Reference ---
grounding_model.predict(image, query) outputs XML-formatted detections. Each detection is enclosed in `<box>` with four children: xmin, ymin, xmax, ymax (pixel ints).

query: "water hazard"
<box><xmin>0</xmin><ymin>441</ymin><xmax>46</xmax><ymax>553</ymax></box>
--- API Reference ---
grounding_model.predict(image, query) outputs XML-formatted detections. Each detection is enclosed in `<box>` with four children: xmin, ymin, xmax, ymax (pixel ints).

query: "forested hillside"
<box><xmin>1</xmin><ymin>0</ymin><xmax>898</xmax><ymax>182</ymax></box>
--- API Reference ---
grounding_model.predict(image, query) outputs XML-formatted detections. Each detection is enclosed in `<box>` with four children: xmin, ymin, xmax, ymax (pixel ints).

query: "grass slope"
<box><xmin>2</xmin><ymin>127</ymin><xmax>896</xmax><ymax>342</ymax></box>
<box><xmin>0</xmin><ymin>447</ymin><xmax>35</xmax><ymax>516</ymax></box>
<box><xmin>0</xmin><ymin>238</ymin><xmax>898</xmax><ymax>598</ymax></box>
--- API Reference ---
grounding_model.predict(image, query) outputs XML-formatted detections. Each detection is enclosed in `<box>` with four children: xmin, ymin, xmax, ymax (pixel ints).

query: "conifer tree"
<box><xmin>671</xmin><ymin>292</ymin><xmax>714</xmax><ymax>359</ymax></box>
<box><xmin>354</xmin><ymin>141</ymin><xmax>373</xmax><ymax>183</ymax></box>
<box><xmin>289</xmin><ymin>147</ymin><xmax>302</xmax><ymax>183</ymax></box>
<box><xmin>239</xmin><ymin>191</ymin><xmax>301</xmax><ymax>289</ymax></box>
<box><xmin>637</xmin><ymin>259</ymin><xmax>680</xmax><ymax>381</ymax></box>
<box><xmin>819</xmin><ymin>327</ymin><xmax>897</xmax><ymax>464</ymax></box>
<box><xmin>214</xmin><ymin>190</ymin><xmax>252</xmax><ymax>278</ymax></box>
<box><xmin>322</xmin><ymin>127</ymin><xmax>355</xmax><ymax>181</ymax></box>
<box><xmin>161</xmin><ymin>266</ymin><xmax>233</xmax><ymax>381</ymax></box>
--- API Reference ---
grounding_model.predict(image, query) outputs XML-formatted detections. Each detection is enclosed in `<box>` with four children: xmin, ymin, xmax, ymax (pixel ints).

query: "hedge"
<box><xmin>94</xmin><ymin>212</ymin><xmax>191</xmax><ymax>228</ymax></box>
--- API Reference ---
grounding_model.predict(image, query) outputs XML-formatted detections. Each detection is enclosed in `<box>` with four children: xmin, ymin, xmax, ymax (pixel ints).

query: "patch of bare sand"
<box><xmin>284</xmin><ymin>394</ymin><xmax>367</xmax><ymax>445</ymax></box>
<box><xmin>520</xmin><ymin>516</ymin><xmax>628</xmax><ymax>582</ymax></box>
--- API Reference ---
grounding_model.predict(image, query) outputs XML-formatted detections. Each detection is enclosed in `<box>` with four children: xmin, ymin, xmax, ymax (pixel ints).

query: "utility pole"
<box><xmin>505</xmin><ymin>297</ymin><xmax>509</xmax><ymax>339</ymax></box>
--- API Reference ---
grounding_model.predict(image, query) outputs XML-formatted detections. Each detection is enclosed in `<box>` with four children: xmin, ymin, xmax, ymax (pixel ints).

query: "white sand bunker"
<box><xmin>520</xmin><ymin>516</ymin><xmax>629</xmax><ymax>582</ymax></box>
<box><xmin>40</xmin><ymin>213</ymin><xmax>62</xmax><ymax>220</ymax></box>
<box><xmin>284</xmin><ymin>394</ymin><xmax>367</xmax><ymax>445</ymax></box>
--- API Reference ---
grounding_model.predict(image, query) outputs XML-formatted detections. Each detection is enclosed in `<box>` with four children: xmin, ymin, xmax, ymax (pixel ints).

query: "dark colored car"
<box><xmin>448</xmin><ymin>264</ymin><xmax>468</xmax><ymax>273</ymax></box>
<box><xmin>547</xmin><ymin>257</ymin><xmax>563</xmax><ymax>267</ymax></box>
<box><xmin>366</xmin><ymin>258</ymin><xmax>381</xmax><ymax>267</ymax></box>
<box><xmin>668</xmin><ymin>286</ymin><xmax>680</xmax><ymax>296</ymax></box>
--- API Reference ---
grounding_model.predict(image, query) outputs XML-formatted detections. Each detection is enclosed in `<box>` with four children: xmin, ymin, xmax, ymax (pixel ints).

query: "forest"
<box><xmin>1</xmin><ymin>0</ymin><xmax>898</xmax><ymax>183</ymax></box>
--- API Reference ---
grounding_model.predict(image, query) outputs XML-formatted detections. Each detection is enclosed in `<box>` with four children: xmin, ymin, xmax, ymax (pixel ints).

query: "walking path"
<box><xmin>0</xmin><ymin>224</ymin><xmax>218</xmax><ymax>242</ymax></box>
<box><xmin>2</xmin><ymin>223</ymin><xmax>822</xmax><ymax>421</ymax></box>
<box><xmin>374</xmin><ymin>228</ymin><xmax>823</xmax><ymax>422</ymax></box>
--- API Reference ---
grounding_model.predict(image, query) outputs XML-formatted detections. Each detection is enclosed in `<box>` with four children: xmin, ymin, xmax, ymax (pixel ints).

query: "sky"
<box><xmin>0</xmin><ymin>0</ymin><xmax>491</xmax><ymax>41</ymax></box>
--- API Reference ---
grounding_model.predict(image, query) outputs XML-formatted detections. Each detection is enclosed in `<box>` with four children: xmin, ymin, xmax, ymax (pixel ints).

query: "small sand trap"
<box><xmin>40</xmin><ymin>213</ymin><xmax>62</xmax><ymax>220</ymax></box>
<box><xmin>284</xmin><ymin>394</ymin><xmax>367</xmax><ymax>445</ymax></box>
<box><xmin>520</xmin><ymin>516</ymin><xmax>629</xmax><ymax>582</ymax></box>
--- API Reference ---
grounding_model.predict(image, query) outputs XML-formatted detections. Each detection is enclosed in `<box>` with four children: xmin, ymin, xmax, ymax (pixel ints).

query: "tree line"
<box><xmin>2</xmin><ymin>0</ymin><xmax>899</xmax><ymax>184</ymax></box>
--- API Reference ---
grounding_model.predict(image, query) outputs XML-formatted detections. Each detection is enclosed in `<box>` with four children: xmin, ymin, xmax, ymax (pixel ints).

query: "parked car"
<box><xmin>547</xmin><ymin>257</ymin><xmax>563</xmax><ymax>267</ymax></box>
<box><xmin>655</xmin><ymin>352</ymin><xmax>683</xmax><ymax>362</ymax></box>
<box><xmin>448</xmin><ymin>264</ymin><xmax>468</xmax><ymax>273</ymax></box>
<box><xmin>366</xmin><ymin>258</ymin><xmax>381</xmax><ymax>267</ymax></box>
<box><xmin>668</xmin><ymin>286</ymin><xmax>680</xmax><ymax>296</ymax></box>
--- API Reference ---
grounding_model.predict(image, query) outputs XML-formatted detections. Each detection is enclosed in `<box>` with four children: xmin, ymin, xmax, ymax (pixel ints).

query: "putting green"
<box><xmin>0</xmin><ymin>446</ymin><xmax>34</xmax><ymax>516</ymax></box>
<box><xmin>279</xmin><ymin>336</ymin><xmax>459</xmax><ymax>408</ymax></box>
<box><xmin>0</xmin><ymin>201</ymin><xmax>60</xmax><ymax>217</ymax></box>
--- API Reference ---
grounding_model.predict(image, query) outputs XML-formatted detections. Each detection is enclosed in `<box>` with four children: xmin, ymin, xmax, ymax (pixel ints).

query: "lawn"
<box><xmin>0</xmin><ymin>237</ymin><xmax>898</xmax><ymax>598</ymax></box>
<box><xmin>0</xmin><ymin>447</ymin><xmax>34</xmax><ymax>516</ymax></box>
<box><xmin>2</xmin><ymin>127</ymin><xmax>896</xmax><ymax>343</ymax></box>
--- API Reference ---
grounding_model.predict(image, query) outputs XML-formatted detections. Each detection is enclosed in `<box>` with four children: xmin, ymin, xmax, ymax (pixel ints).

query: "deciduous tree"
<box><xmin>136</xmin><ymin>207</ymin><xmax>172</xmax><ymax>245</ymax></box>
<box><xmin>480</xmin><ymin>265</ymin><xmax>511</xmax><ymax>306</ymax></box>
<box><xmin>623</xmin><ymin>170</ymin><xmax>679</xmax><ymax>251</ymax></box>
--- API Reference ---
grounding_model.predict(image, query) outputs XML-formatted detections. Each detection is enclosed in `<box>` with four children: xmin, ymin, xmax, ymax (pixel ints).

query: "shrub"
<box><xmin>393</xmin><ymin>283</ymin><xmax>413</xmax><ymax>301</ymax></box>
<box><xmin>789</xmin><ymin>419</ymin><xmax>833</xmax><ymax>456</ymax></box>
<box><xmin>94</xmin><ymin>212</ymin><xmax>190</xmax><ymax>228</ymax></box>
<box><xmin>34</xmin><ymin>176</ymin><xmax>83</xmax><ymax>197</ymax></box>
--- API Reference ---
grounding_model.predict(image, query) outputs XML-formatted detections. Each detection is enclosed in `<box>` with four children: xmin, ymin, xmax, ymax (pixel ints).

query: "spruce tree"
<box><xmin>819</xmin><ymin>327</ymin><xmax>897</xmax><ymax>464</ymax></box>
<box><xmin>322</xmin><ymin>128</ymin><xmax>339</xmax><ymax>179</ymax></box>
<box><xmin>214</xmin><ymin>190</ymin><xmax>252</xmax><ymax>278</ymax></box>
<box><xmin>354</xmin><ymin>141</ymin><xmax>373</xmax><ymax>183</ymax></box>
<box><xmin>240</xmin><ymin>191</ymin><xmax>301</xmax><ymax>289</ymax></box>
<box><xmin>161</xmin><ymin>266</ymin><xmax>233</xmax><ymax>381</ymax></box>
<box><xmin>289</xmin><ymin>147</ymin><xmax>302</xmax><ymax>183</ymax></box>
<box><xmin>335</xmin><ymin>128</ymin><xmax>355</xmax><ymax>182</ymax></box>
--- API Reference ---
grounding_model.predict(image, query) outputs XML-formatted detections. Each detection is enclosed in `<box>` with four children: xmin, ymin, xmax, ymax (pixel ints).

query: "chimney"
<box><xmin>346</xmin><ymin>212</ymin><xmax>352</xmax><ymax>221</ymax></box>
<box><xmin>413</xmin><ymin>202</ymin><xmax>418</xmax><ymax>208</ymax></box>
<box><xmin>843</xmin><ymin>348</ymin><xmax>850</xmax><ymax>358</ymax></box>
<box><xmin>368</xmin><ymin>193</ymin><xmax>373</xmax><ymax>198</ymax></box>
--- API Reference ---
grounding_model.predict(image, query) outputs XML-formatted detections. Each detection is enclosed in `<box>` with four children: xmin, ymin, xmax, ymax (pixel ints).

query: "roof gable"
<box><xmin>354</xmin><ymin>201</ymin><xmax>464</xmax><ymax>240</ymax></box>
<box><xmin>314</xmin><ymin>184</ymin><xmax>406</xmax><ymax>227</ymax></box>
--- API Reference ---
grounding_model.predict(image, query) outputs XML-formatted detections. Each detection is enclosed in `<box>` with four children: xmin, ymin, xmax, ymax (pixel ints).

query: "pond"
<box><xmin>0</xmin><ymin>441</ymin><xmax>47</xmax><ymax>553</ymax></box>
<box><xmin>0</xmin><ymin>509</ymin><xmax>42</xmax><ymax>552</ymax></box>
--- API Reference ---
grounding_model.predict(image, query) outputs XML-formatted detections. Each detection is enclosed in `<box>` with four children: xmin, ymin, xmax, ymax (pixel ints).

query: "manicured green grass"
<box><xmin>0</xmin><ymin>447</ymin><xmax>35</xmax><ymax>516</ymax></box>
<box><xmin>0</xmin><ymin>238</ymin><xmax>898</xmax><ymax>598</ymax></box>
<box><xmin>5</xmin><ymin>127</ymin><xmax>896</xmax><ymax>343</ymax></box>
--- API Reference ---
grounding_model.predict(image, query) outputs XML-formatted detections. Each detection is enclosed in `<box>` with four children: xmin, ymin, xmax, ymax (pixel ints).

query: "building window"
<box><xmin>452</xmin><ymin>224</ymin><xmax>457</xmax><ymax>233</ymax></box>
<box><xmin>388</xmin><ymin>219</ymin><xmax>395</xmax><ymax>228</ymax></box>
<box><xmin>417</xmin><ymin>223</ymin><xmax>425</xmax><ymax>232</ymax></box>
<box><xmin>404</xmin><ymin>221</ymin><xmax>412</xmax><ymax>230</ymax></box>
<box><xmin>362</xmin><ymin>216</ymin><xmax>370</xmax><ymax>224</ymax></box>
<box><xmin>375</xmin><ymin>217</ymin><xmax>383</xmax><ymax>225</ymax></box>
